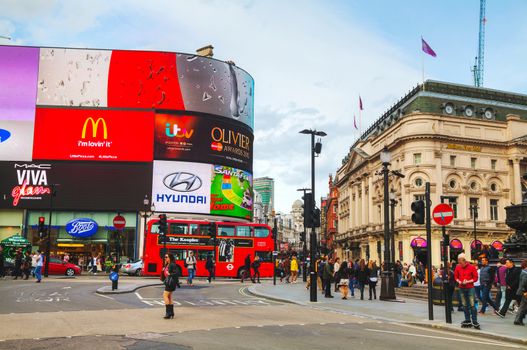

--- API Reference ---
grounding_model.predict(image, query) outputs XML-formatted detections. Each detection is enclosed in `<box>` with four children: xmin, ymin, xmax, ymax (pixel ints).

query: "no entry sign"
<box><xmin>432</xmin><ymin>203</ymin><xmax>454</xmax><ymax>226</ymax></box>
<box><xmin>113</xmin><ymin>215</ymin><xmax>126</xmax><ymax>230</ymax></box>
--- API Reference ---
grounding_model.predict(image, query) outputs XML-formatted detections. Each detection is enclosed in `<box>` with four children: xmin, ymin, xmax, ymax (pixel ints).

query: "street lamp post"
<box><xmin>297</xmin><ymin>187</ymin><xmax>311</xmax><ymax>282</ymax></box>
<box><xmin>470</xmin><ymin>204</ymin><xmax>479</xmax><ymax>257</ymax></box>
<box><xmin>379</xmin><ymin>146</ymin><xmax>396</xmax><ymax>300</ymax></box>
<box><xmin>300</xmin><ymin>129</ymin><xmax>326</xmax><ymax>303</ymax></box>
<box><xmin>44</xmin><ymin>184</ymin><xmax>57</xmax><ymax>278</ymax></box>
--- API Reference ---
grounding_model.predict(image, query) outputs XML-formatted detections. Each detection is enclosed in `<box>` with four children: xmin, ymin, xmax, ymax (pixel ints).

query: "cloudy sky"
<box><xmin>1</xmin><ymin>0</ymin><xmax>526</xmax><ymax>212</ymax></box>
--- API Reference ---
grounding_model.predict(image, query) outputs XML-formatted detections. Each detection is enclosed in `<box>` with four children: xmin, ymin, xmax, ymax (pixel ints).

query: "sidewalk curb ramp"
<box><xmin>96</xmin><ymin>283</ymin><xmax>162</xmax><ymax>295</ymax></box>
<box><xmin>248</xmin><ymin>286</ymin><xmax>527</xmax><ymax>346</ymax></box>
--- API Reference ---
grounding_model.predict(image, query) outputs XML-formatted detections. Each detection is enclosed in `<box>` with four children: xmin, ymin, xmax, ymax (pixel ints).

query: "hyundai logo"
<box><xmin>163</xmin><ymin>172</ymin><xmax>202</xmax><ymax>192</ymax></box>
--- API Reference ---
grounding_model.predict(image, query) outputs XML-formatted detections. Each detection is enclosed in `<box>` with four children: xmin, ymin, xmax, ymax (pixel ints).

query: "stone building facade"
<box><xmin>335</xmin><ymin>81</ymin><xmax>527</xmax><ymax>267</ymax></box>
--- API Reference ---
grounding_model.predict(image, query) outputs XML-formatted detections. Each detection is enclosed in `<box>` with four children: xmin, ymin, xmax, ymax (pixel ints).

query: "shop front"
<box><xmin>26</xmin><ymin>211</ymin><xmax>138</xmax><ymax>268</ymax></box>
<box><xmin>411</xmin><ymin>237</ymin><xmax>428</xmax><ymax>266</ymax></box>
<box><xmin>449</xmin><ymin>238</ymin><xmax>464</xmax><ymax>262</ymax></box>
<box><xmin>0</xmin><ymin>210</ymin><xmax>24</xmax><ymax>242</ymax></box>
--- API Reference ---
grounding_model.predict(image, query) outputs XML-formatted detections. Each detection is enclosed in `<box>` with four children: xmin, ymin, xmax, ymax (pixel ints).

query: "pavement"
<box><xmin>248</xmin><ymin>282</ymin><xmax>527</xmax><ymax>345</ymax></box>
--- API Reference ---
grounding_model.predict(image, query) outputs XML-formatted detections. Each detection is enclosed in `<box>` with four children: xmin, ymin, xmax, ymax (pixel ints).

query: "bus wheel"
<box><xmin>237</xmin><ymin>267</ymin><xmax>248</xmax><ymax>279</ymax></box>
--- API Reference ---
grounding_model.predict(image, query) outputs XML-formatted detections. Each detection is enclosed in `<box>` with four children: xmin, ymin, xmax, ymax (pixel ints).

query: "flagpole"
<box><xmin>421</xmin><ymin>46</ymin><xmax>425</xmax><ymax>91</ymax></box>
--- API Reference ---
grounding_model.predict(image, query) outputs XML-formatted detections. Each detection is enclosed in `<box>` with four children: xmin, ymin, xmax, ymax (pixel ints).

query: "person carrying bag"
<box><xmin>161</xmin><ymin>253</ymin><xmax>177</xmax><ymax>319</ymax></box>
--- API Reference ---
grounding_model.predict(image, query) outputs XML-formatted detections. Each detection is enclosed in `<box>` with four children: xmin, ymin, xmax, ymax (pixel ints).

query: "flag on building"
<box><xmin>421</xmin><ymin>37</ymin><xmax>437</xmax><ymax>57</ymax></box>
<box><xmin>359</xmin><ymin>96</ymin><xmax>363</xmax><ymax>111</ymax></box>
<box><xmin>353</xmin><ymin>114</ymin><xmax>358</xmax><ymax>130</ymax></box>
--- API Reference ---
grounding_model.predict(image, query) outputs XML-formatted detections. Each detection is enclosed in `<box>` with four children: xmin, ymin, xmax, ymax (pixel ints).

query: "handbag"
<box><xmin>339</xmin><ymin>278</ymin><xmax>349</xmax><ymax>286</ymax></box>
<box><xmin>369</xmin><ymin>277</ymin><xmax>378</xmax><ymax>283</ymax></box>
<box><xmin>165</xmin><ymin>275</ymin><xmax>177</xmax><ymax>291</ymax></box>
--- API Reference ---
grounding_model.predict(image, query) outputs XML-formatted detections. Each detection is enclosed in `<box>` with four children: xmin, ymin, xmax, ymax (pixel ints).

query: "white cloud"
<box><xmin>0</xmin><ymin>0</ymin><xmax>422</xmax><ymax>211</ymax></box>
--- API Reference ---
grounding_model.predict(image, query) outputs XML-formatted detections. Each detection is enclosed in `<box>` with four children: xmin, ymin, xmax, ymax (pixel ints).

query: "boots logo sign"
<box><xmin>65</xmin><ymin>218</ymin><xmax>99</xmax><ymax>238</ymax></box>
<box><xmin>11</xmin><ymin>163</ymin><xmax>52</xmax><ymax>206</ymax></box>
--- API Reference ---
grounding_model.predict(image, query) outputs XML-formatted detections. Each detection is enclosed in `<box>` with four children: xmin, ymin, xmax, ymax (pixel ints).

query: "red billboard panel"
<box><xmin>33</xmin><ymin>108</ymin><xmax>154</xmax><ymax>162</ymax></box>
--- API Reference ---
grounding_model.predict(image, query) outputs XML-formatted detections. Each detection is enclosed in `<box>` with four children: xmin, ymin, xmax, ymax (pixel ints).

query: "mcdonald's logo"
<box><xmin>81</xmin><ymin>117</ymin><xmax>108</xmax><ymax>139</ymax></box>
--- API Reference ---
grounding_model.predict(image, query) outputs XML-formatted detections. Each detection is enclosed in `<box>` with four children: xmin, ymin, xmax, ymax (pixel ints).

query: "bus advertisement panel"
<box><xmin>142</xmin><ymin>219</ymin><xmax>273</xmax><ymax>279</ymax></box>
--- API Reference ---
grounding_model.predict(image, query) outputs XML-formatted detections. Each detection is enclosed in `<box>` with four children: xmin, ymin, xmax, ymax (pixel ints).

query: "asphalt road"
<box><xmin>0</xmin><ymin>276</ymin><xmax>278</xmax><ymax>314</ymax></box>
<box><xmin>0</xmin><ymin>277</ymin><xmax>524</xmax><ymax>349</ymax></box>
<box><xmin>0</xmin><ymin>321</ymin><xmax>523</xmax><ymax>350</ymax></box>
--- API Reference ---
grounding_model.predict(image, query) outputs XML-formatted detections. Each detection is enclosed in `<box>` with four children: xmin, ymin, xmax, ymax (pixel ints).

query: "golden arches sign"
<box><xmin>81</xmin><ymin>117</ymin><xmax>108</xmax><ymax>139</ymax></box>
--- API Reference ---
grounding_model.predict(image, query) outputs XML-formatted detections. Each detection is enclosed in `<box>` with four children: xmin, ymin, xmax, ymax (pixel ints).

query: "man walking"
<box><xmin>494</xmin><ymin>258</ymin><xmax>508</xmax><ymax>309</ymax></box>
<box><xmin>323</xmin><ymin>258</ymin><xmax>334</xmax><ymax>298</ymax></box>
<box><xmin>454</xmin><ymin>253</ymin><xmax>480</xmax><ymax>329</ymax></box>
<box><xmin>479</xmin><ymin>257</ymin><xmax>499</xmax><ymax>314</ymax></box>
<box><xmin>514</xmin><ymin>259</ymin><xmax>527</xmax><ymax>326</ymax></box>
<box><xmin>34</xmin><ymin>251</ymin><xmax>43</xmax><ymax>283</ymax></box>
<box><xmin>205</xmin><ymin>254</ymin><xmax>214</xmax><ymax>283</ymax></box>
<box><xmin>185</xmin><ymin>251</ymin><xmax>197</xmax><ymax>285</ymax></box>
<box><xmin>496</xmin><ymin>259</ymin><xmax>521</xmax><ymax>318</ymax></box>
<box><xmin>241</xmin><ymin>254</ymin><xmax>252</xmax><ymax>283</ymax></box>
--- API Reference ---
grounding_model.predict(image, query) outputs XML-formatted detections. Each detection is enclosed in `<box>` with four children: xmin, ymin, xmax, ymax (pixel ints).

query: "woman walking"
<box><xmin>368</xmin><ymin>260</ymin><xmax>379</xmax><ymax>300</ymax></box>
<box><xmin>161</xmin><ymin>253</ymin><xmax>177</xmax><ymax>319</ymax></box>
<box><xmin>290</xmin><ymin>256</ymin><xmax>299</xmax><ymax>283</ymax></box>
<box><xmin>356</xmin><ymin>259</ymin><xmax>370</xmax><ymax>300</ymax></box>
<box><xmin>338</xmin><ymin>261</ymin><xmax>351</xmax><ymax>299</ymax></box>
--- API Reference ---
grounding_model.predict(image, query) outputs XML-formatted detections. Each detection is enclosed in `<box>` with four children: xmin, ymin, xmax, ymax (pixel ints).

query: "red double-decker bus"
<box><xmin>142</xmin><ymin>219</ymin><xmax>274</xmax><ymax>278</ymax></box>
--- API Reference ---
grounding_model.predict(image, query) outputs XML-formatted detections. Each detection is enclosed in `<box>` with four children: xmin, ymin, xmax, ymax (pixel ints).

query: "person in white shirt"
<box><xmin>35</xmin><ymin>251</ymin><xmax>43</xmax><ymax>283</ymax></box>
<box><xmin>333</xmin><ymin>258</ymin><xmax>341</xmax><ymax>292</ymax></box>
<box><xmin>185</xmin><ymin>251</ymin><xmax>197</xmax><ymax>285</ymax></box>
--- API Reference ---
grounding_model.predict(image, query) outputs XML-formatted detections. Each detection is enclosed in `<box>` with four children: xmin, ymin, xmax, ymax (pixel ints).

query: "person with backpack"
<box><xmin>185</xmin><ymin>251</ymin><xmax>197</xmax><ymax>285</ymax></box>
<box><xmin>205</xmin><ymin>254</ymin><xmax>215</xmax><ymax>283</ymax></box>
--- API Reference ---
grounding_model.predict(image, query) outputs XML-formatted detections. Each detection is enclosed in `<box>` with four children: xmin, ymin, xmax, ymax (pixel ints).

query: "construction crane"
<box><xmin>472</xmin><ymin>0</ymin><xmax>486</xmax><ymax>87</ymax></box>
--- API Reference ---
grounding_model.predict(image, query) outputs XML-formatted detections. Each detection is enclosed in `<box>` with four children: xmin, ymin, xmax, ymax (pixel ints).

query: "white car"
<box><xmin>121</xmin><ymin>259</ymin><xmax>143</xmax><ymax>276</ymax></box>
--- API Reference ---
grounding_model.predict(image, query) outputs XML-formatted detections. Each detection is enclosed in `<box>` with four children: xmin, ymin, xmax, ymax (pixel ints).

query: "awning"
<box><xmin>449</xmin><ymin>239</ymin><xmax>463</xmax><ymax>250</ymax></box>
<box><xmin>491</xmin><ymin>240</ymin><xmax>504</xmax><ymax>251</ymax></box>
<box><xmin>411</xmin><ymin>237</ymin><xmax>427</xmax><ymax>249</ymax></box>
<box><xmin>470</xmin><ymin>239</ymin><xmax>483</xmax><ymax>250</ymax></box>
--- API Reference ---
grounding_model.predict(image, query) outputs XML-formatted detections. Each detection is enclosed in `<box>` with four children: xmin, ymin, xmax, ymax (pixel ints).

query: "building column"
<box><xmin>354</xmin><ymin>184</ymin><xmax>360</xmax><ymax>228</ymax></box>
<box><xmin>435</xmin><ymin>151</ymin><xmax>443</xmax><ymax>204</ymax></box>
<box><xmin>350</xmin><ymin>184</ymin><xmax>356</xmax><ymax>230</ymax></box>
<box><xmin>368</xmin><ymin>176</ymin><xmax>374</xmax><ymax>224</ymax></box>
<box><xmin>513</xmin><ymin>158</ymin><xmax>522</xmax><ymax>204</ymax></box>
<box><xmin>361</xmin><ymin>178</ymin><xmax>367</xmax><ymax>227</ymax></box>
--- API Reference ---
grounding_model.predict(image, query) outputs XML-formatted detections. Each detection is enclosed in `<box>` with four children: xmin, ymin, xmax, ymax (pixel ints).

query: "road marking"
<box><xmin>134</xmin><ymin>292</ymin><xmax>144</xmax><ymax>300</ymax></box>
<box><xmin>365</xmin><ymin>329</ymin><xmax>521</xmax><ymax>348</ymax></box>
<box><xmin>62</xmin><ymin>286</ymin><xmax>71</xmax><ymax>289</ymax></box>
<box><xmin>95</xmin><ymin>293</ymin><xmax>114</xmax><ymax>300</ymax></box>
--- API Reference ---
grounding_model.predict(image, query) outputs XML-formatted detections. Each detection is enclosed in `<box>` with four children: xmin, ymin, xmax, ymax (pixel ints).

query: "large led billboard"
<box><xmin>154</xmin><ymin>113</ymin><xmax>253</xmax><ymax>171</ymax></box>
<box><xmin>0</xmin><ymin>161</ymin><xmax>152</xmax><ymax>211</ymax></box>
<box><xmin>32</xmin><ymin>47</ymin><xmax>254</xmax><ymax>129</ymax></box>
<box><xmin>210</xmin><ymin>165</ymin><xmax>253</xmax><ymax>220</ymax></box>
<box><xmin>0</xmin><ymin>46</ymin><xmax>39</xmax><ymax>161</ymax></box>
<box><xmin>32</xmin><ymin>108</ymin><xmax>154</xmax><ymax>162</ymax></box>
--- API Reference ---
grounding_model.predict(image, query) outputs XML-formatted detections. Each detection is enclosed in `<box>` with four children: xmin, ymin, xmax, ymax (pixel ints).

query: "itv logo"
<box><xmin>165</xmin><ymin>123</ymin><xmax>194</xmax><ymax>138</ymax></box>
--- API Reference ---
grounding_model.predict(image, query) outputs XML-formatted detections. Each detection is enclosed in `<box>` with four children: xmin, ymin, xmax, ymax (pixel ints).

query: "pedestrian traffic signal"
<box><xmin>158</xmin><ymin>214</ymin><xmax>168</xmax><ymax>235</ymax></box>
<box><xmin>38</xmin><ymin>216</ymin><xmax>46</xmax><ymax>239</ymax></box>
<box><xmin>312</xmin><ymin>208</ymin><xmax>321</xmax><ymax>228</ymax></box>
<box><xmin>302</xmin><ymin>192</ymin><xmax>314</xmax><ymax>228</ymax></box>
<box><xmin>411</xmin><ymin>200</ymin><xmax>425</xmax><ymax>225</ymax></box>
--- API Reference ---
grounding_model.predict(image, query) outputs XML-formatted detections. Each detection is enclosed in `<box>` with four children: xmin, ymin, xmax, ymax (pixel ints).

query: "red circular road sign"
<box><xmin>432</xmin><ymin>203</ymin><xmax>454</xmax><ymax>226</ymax></box>
<box><xmin>113</xmin><ymin>215</ymin><xmax>126</xmax><ymax>230</ymax></box>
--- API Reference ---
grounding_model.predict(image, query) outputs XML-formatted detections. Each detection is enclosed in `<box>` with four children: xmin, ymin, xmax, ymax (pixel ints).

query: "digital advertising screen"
<box><xmin>32</xmin><ymin>107</ymin><xmax>154</xmax><ymax>162</ymax></box>
<box><xmin>154</xmin><ymin>113</ymin><xmax>253</xmax><ymax>171</ymax></box>
<box><xmin>210</xmin><ymin>165</ymin><xmax>253</xmax><ymax>220</ymax></box>
<box><xmin>152</xmin><ymin>160</ymin><xmax>212</xmax><ymax>214</ymax></box>
<box><xmin>32</xmin><ymin>46</ymin><xmax>254</xmax><ymax>129</ymax></box>
<box><xmin>0</xmin><ymin>161</ymin><xmax>153</xmax><ymax>211</ymax></box>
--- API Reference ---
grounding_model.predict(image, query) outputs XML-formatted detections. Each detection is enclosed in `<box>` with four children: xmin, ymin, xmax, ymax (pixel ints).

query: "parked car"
<box><xmin>47</xmin><ymin>258</ymin><xmax>82</xmax><ymax>276</ymax></box>
<box><xmin>121</xmin><ymin>259</ymin><xmax>143</xmax><ymax>276</ymax></box>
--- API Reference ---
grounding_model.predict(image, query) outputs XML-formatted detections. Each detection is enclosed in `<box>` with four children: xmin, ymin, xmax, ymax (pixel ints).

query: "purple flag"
<box><xmin>353</xmin><ymin>114</ymin><xmax>358</xmax><ymax>130</ymax></box>
<box><xmin>421</xmin><ymin>37</ymin><xmax>437</xmax><ymax>57</ymax></box>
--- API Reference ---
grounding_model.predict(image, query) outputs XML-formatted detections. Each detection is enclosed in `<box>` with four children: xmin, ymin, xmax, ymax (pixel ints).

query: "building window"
<box><xmin>448</xmin><ymin>197</ymin><xmax>458</xmax><ymax>218</ymax></box>
<box><xmin>415</xmin><ymin>178</ymin><xmax>423</xmax><ymax>187</ymax></box>
<box><xmin>490</xmin><ymin>183</ymin><xmax>498</xmax><ymax>192</ymax></box>
<box><xmin>449</xmin><ymin>179</ymin><xmax>457</xmax><ymax>189</ymax></box>
<box><xmin>469</xmin><ymin>198</ymin><xmax>479</xmax><ymax>219</ymax></box>
<box><xmin>450</xmin><ymin>155</ymin><xmax>456</xmax><ymax>167</ymax></box>
<box><xmin>414</xmin><ymin>194</ymin><xmax>426</xmax><ymax>202</ymax></box>
<box><xmin>471</xmin><ymin>157</ymin><xmax>477</xmax><ymax>169</ymax></box>
<box><xmin>490</xmin><ymin>199</ymin><xmax>499</xmax><ymax>221</ymax></box>
<box><xmin>414</xmin><ymin>153</ymin><xmax>422</xmax><ymax>165</ymax></box>
<box><xmin>491</xmin><ymin>159</ymin><xmax>497</xmax><ymax>170</ymax></box>
<box><xmin>470</xmin><ymin>181</ymin><xmax>478</xmax><ymax>190</ymax></box>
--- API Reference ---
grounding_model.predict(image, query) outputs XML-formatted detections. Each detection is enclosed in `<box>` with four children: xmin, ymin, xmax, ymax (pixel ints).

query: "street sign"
<box><xmin>113</xmin><ymin>215</ymin><xmax>126</xmax><ymax>230</ymax></box>
<box><xmin>272</xmin><ymin>251</ymin><xmax>278</xmax><ymax>256</ymax></box>
<box><xmin>432</xmin><ymin>203</ymin><xmax>454</xmax><ymax>226</ymax></box>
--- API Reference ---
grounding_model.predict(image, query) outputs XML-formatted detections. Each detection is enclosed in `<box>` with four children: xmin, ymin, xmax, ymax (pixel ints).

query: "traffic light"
<box><xmin>38</xmin><ymin>217</ymin><xmax>46</xmax><ymax>239</ymax></box>
<box><xmin>300</xmin><ymin>231</ymin><xmax>306</xmax><ymax>243</ymax></box>
<box><xmin>312</xmin><ymin>208</ymin><xmax>321</xmax><ymax>228</ymax></box>
<box><xmin>411</xmin><ymin>200</ymin><xmax>425</xmax><ymax>224</ymax></box>
<box><xmin>208</xmin><ymin>224</ymin><xmax>216</xmax><ymax>238</ymax></box>
<box><xmin>158</xmin><ymin>214</ymin><xmax>168</xmax><ymax>235</ymax></box>
<box><xmin>302</xmin><ymin>192</ymin><xmax>314</xmax><ymax>228</ymax></box>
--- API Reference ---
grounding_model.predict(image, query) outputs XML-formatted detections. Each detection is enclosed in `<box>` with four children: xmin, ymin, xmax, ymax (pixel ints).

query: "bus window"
<box><xmin>170</xmin><ymin>223</ymin><xmax>188</xmax><ymax>235</ymax></box>
<box><xmin>218</xmin><ymin>226</ymin><xmax>235</xmax><ymax>236</ymax></box>
<box><xmin>190</xmin><ymin>224</ymin><xmax>199</xmax><ymax>235</ymax></box>
<box><xmin>254</xmin><ymin>227</ymin><xmax>270</xmax><ymax>238</ymax></box>
<box><xmin>195</xmin><ymin>250</ymin><xmax>212</xmax><ymax>260</ymax></box>
<box><xmin>236</xmin><ymin>226</ymin><xmax>252</xmax><ymax>237</ymax></box>
<box><xmin>150</xmin><ymin>222</ymin><xmax>160</xmax><ymax>234</ymax></box>
<box><xmin>161</xmin><ymin>249</ymin><xmax>186</xmax><ymax>260</ymax></box>
<box><xmin>199</xmin><ymin>224</ymin><xmax>213</xmax><ymax>235</ymax></box>
<box><xmin>255</xmin><ymin>251</ymin><xmax>273</xmax><ymax>263</ymax></box>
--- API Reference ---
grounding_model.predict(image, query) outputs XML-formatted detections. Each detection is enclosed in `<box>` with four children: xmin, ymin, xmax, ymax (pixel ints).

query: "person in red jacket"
<box><xmin>454</xmin><ymin>253</ymin><xmax>480</xmax><ymax>329</ymax></box>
